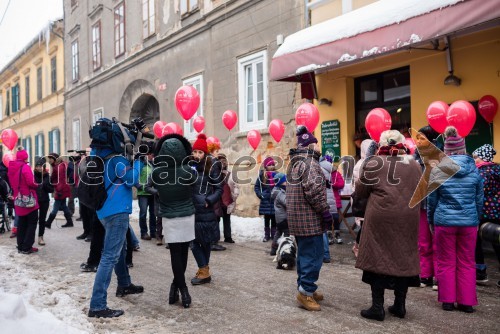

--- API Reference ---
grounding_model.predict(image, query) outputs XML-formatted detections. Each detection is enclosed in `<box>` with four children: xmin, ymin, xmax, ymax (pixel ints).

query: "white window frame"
<box><xmin>180</xmin><ymin>0</ymin><xmax>198</xmax><ymax>15</ymax></box>
<box><xmin>71</xmin><ymin>40</ymin><xmax>79</xmax><ymax>81</ymax></box>
<box><xmin>50</xmin><ymin>128</ymin><xmax>60</xmax><ymax>155</ymax></box>
<box><xmin>182</xmin><ymin>75</ymin><xmax>203</xmax><ymax>140</ymax></box>
<box><xmin>142</xmin><ymin>0</ymin><xmax>155</xmax><ymax>39</ymax></box>
<box><xmin>237</xmin><ymin>50</ymin><xmax>269</xmax><ymax>132</ymax></box>
<box><xmin>72</xmin><ymin>118</ymin><xmax>81</xmax><ymax>150</ymax></box>
<box><xmin>93</xmin><ymin>108</ymin><xmax>103</xmax><ymax>125</ymax></box>
<box><xmin>35</xmin><ymin>132</ymin><xmax>44</xmax><ymax>158</ymax></box>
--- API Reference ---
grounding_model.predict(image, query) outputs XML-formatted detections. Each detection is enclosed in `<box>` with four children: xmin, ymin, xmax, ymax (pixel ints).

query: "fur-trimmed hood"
<box><xmin>154</xmin><ymin>133</ymin><xmax>192</xmax><ymax>164</ymax></box>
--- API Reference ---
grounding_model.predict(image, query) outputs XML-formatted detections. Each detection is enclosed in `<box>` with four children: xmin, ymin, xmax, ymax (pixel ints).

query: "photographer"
<box><xmin>88</xmin><ymin>118</ymin><xmax>146</xmax><ymax>319</ymax></box>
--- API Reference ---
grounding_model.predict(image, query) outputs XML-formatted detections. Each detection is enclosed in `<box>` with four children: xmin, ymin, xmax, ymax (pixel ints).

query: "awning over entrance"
<box><xmin>271</xmin><ymin>0</ymin><xmax>500</xmax><ymax>82</ymax></box>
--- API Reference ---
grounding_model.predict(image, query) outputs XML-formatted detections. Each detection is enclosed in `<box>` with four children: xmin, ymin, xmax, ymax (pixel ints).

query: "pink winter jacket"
<box><xmin>8</xmin><ymin>160</ymin><xmax>39</xmax><ymax>216</ymax></box>
<box><xmin>331</xmin><ymin>170</ymin><xmax>345</xmax><ymax>209</ymax></box>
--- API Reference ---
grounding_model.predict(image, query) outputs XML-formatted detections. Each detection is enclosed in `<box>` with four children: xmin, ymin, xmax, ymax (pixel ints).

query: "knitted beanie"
<box><xmin>444</xmin><ymin>126</ymin><xmax>466</xmax><ymax>155</ymax></box>
<box><xmin>418</xmin><ymin>125</ymin><xmax>440</xmax><ymax>143</ymax></box>
<box><xmin>473</xmin><ymin>144</ymin><xmax>496</xmax><ymax>162</ymax></box>
<box><xmin>192</xmin><ymin>134</ymin><xmax>208</xmax><ymax>154</ymax></box>
<box><xmin>263</xmin><ymin>157</ymin><xmax>275</xmax><ymax>168</ymax></box>
<box><xmin>275</xmin><ymin>172</ymin><xmax>286</xmax><ymax>187</ymax></box>
<box><xmin>296</xmin><ymin>125</ymin><xmax>318</xmax><ymax>148</ymax></box>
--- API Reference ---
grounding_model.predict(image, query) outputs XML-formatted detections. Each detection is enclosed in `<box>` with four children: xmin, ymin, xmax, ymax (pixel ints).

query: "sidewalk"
<box><xmin>0</xmin><ymin>216</ymin><xmax>498</xmax><ymax>334</ymax></box>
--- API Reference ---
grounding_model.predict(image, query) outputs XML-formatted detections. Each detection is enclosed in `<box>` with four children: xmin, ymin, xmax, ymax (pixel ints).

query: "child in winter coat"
<box><xmin>472</xmin><ymin>144</ymin><xmax>500</xmax><ymax>284</ymax></box>
<box><xmin>427</xmin><ymin>126</ymin><xmax>484</xmax><ymax>313</ymax></box>
<box><xmin>254</xmin><ymin>157</ymin><xmax>277</xmax><ymax>242</ymax></box>
<box><xmin>270</xmin><ymin>173</ymin><xmax>287</xmax><ymax>256</ymax></box>
<box><xmin>218</xmin><ymin>153</ymin><xmax>240</xmax><ymax>243</ymax></box>
<box><xmin>34</xmin><ymin>158</ymin><xmax>54</xmax><ymax>246</ymax></box>
<box><xmin>324</xmin><ymin>155</ymin><xmax>344</xmax><ymax>244</ymax></box>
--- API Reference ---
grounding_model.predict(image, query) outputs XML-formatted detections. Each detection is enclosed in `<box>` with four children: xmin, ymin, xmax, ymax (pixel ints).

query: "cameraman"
<box><xmin>88</xmin><ymin>130</ymin><xmax>145</xmax><ymax>318</ymax></box>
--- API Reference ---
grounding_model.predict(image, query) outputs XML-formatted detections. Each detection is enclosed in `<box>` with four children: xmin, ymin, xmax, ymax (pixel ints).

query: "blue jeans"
<box><xmin>191</xmin><ymin>240</ymin><xmax>211</xmax><ymax>268</ymax></box>
<box><xmin>50</xmin><ymin>199</ymin><xmax>71</xmax><ymax>216</ymax></box>
<box><xmin>90</xmin><ymin>213</ymin><xmax>131</xmax><ymax>311</ymax></box>
<box><xmin>323</xmin><ymin>232</ymin><xmax>331</xmax><ymax>261</ymax></box>
<box><xmin>296</xmin><ymin>235</ymin><xmax>324</xmax><ymax>296</ymax></box>
<box><xmin>129</xmin><ymin>224</ymin><xmax>140</xmax><ymax>248</ymax></box>
<box><xmin>137</xmin><ymin>195</ymin><xmax>156</xmax><ymax>236</ymax></box>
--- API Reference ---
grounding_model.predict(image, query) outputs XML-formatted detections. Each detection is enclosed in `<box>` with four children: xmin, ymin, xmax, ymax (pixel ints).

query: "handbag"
<box><xmin>14</xmin><ymin>165</ymin><xmax>36</xmax><ymax>208</ymax></box>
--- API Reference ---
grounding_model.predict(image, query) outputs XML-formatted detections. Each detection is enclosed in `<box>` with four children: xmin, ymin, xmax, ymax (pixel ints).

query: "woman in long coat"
<box><xmin>355</xmin><ymin>130</ymin><xmax>421</xmax><ymax>321</ymax></box>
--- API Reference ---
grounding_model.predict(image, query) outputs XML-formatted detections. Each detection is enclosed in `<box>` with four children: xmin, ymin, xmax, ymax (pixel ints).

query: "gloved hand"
<box><xmin>322</xmin><ymin>210</ymin><xmax>333</xmax><ymax>231</ymax></box>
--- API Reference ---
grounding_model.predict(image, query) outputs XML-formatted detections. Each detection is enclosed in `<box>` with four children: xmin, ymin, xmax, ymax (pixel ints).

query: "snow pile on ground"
<box><xmin>0</xmin><ymin>247</ymin><xmax>93</xmax><ymax>334</ymax></box>
<box><xmin>132</xmin><ymin>200</ymin><xmax>263</xmax><ymax>242</ymax></box>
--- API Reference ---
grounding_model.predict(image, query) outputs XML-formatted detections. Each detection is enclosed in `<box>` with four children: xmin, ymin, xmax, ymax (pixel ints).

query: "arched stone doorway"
<box><xmin>118</xmin><ymin>79</ymin><xmax>160</xmax><ymax>127</ymax></box>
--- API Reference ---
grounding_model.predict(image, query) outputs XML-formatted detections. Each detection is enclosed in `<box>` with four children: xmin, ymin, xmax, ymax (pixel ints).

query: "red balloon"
<box><xmin>2</xmin><ymin>152</ymin><xmax>15</xmax><ymax>166</ymax></box>
<box><xmin>446</xmin><ymin>100</ymin><xmax>476</xmax><ymax>137</ymax></box>
<box><xmin>295</xmin><ymin>103</ymin><xmax>319</xmax><ymax>132</ymax></box>
<box><xmin>478</xmin><ymin>95</ymin><xmax>498</xmax><ymax>123</ymax></box>
<box><xmin>222</xmin><ymin>110</ymin><xmax>238</xmax><ymax>131</ymax></box>
<box><xmin>268</xmin><ymin>119</ymin><xmax>285</xmax><ymax>143</ymax></box>
<box><xmin>1</xmin><ymin>129</ymin><xmax>19</xmax><ymax>151</ymax></box>
<box><xmin>162</xmin><ymin>122</ymin><xmax>183</xmax><ymax>136</ymax></box>
<box><xmin>175</xmin><ymin>85</ymin><xmax>200</xmax><ymax>121</ymax></box>
<box><xmin>207</xmin><ymin>136</ymin><xmax>221</xmax><ymax>147</ymax></box>
<box><xmin>247</xmin><ymin>130</ymin><xmax>261</xmax><ymax>150</ymax></box>
<box><xmin>365</xmin><ymin>108</ymin><xmax>392</xmax><ymax>142</ymax></box>
<box><xmin>153</xmin><ymin>121</ymin><xmax>166</xmax><ymax>138</ymax></box>
<box><xmin>426</xmin><ymin>101</ymin><xmax>449</xmax><ymax>133</ymax></box>
<box><xmin>193</xmin><ymin>116</ymin><xmax>205</xmax><ymax>133</ymax></box>
<box><xmin>404</xmin><ymin>138</ymin><xmax>416</xmax><ymax>155</ymax></box>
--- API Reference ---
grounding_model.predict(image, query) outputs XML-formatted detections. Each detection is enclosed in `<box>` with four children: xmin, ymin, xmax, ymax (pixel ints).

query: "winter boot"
<box><xmin>191</xmin><ymin>266</ymin><xmax>211</xmax><ymax>285</ymax></box>
<box><xmin>360</xmin><ymin>286</ymin><xmax>385</xmax><ymax>321</ymax></box>
<box><xmin>156</xmin><ymin>235</ymin><xmax>164</xmax><ymax>246</ymax></box>
<box><xmin>45</xmin><ymin>213</ymin><xmax>56</xmax><ymax>229</ymax></box>
<box><xmin>296</xmin><ymin>292</ymin><xmax>321</xmax><ymax>311</ymax></box>
<box><xmin>270</xmin><ymin>227</ymin><xmax>277</xmax><ymax>239</ymax></box>
<box><xmin>179</xmin><ymin>286</ymin><xmax>191</xmax><ymax>308</ymax></box>
<box><xmin>263</xmin><ymin>227</ymin><xmax>271</xmax><ymax>242</ymax></box>
<box><xmin>38</xmin><ymin>236</ymin><xmax>45</xmax><ymax>246</ymax></box>
<box><xmin>388</xmin><ymin>289</ymin><xmax>407</xmax><ymax>318</ymax></box>
<box><xmin>61</xmin><ymin>213</ymin><xmax>74</xmax><ymax>228</ymax></box>
<box><xmin>168</xmin><ymin>282</ymin><xmax>179</xmax><ymax>305</ymax></box>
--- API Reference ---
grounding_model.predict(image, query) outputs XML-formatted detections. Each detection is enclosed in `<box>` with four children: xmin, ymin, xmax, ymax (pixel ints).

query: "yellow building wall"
<box><xmin>311</xmin><ymin>0</ymin><xmax>342</xmax><ymax>25</ymax></box>
<box><xmin>0</xmin><ymin>27</ymin><xmax>65</xmax><ymax>162</ymax></box>
<box><xmin>314</xmin><ymin>27</ymin><xmax>500</xmax><ymax>162</ymax></box>
<box><xmin>353</xmin><ymin>0</ymin><xmax>378</xmax><ymax>10</ymax></box>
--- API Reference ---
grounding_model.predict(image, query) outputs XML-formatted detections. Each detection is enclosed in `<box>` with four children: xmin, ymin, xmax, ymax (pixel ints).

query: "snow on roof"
<box><xmin>274</xmin><ymin>0</ymin><xmax>464</xmax><ymax>58</ymax></box>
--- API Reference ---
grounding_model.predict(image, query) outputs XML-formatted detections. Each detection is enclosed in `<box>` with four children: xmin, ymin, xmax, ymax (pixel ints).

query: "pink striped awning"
<box><xmin>271</xmin><ymin>0</ymin><xmax>500</xmax><ymax>84</ymax></box>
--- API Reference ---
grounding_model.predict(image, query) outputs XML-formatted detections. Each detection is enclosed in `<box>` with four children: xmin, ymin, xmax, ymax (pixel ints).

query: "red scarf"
<box><xmin>377</xmin><ymin>143</ymin><xmax>409</xmax><ymax>156</ymax></box>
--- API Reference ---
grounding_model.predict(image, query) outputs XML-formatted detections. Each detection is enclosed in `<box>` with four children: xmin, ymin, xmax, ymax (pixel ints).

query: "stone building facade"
<box><xmin>63</xmin><ymin>0</ymin><xmax>304</xmax><ymax>216</ymax></box>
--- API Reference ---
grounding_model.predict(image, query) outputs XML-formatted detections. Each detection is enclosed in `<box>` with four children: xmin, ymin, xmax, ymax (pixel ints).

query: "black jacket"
<box><xmin>254</xmin><ymin>170</ymin><xmax>275</xmax><ymax>215</ymax></box>
<box><xmin>34</xmin><ymin>170</ymin><xmax>54</xmax><ymax>203</ymax></box>
<box><xmin>192</xmin><ymin>155</ymin><xmax>223</xmax><ymax>243</ymax></box>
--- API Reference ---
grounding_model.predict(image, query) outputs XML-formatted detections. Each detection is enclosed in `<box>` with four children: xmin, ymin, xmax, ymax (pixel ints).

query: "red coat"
<box><xmin>8</xmin><ymin>160</ymin><xmax>39</xmax><ymax>216</ymax></box>
<box><xmin>331</xmin><ymin>170</ymin><xmax>345</xmax><ymax>209</ymax></box>
<box><xmin>51</xmin><ymin>161</ymin><xmax>71</xmax><ymax>200</ymax></box>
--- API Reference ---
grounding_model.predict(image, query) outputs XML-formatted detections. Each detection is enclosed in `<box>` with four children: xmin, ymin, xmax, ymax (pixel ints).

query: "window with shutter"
<box><xmin>37</xmin><ymin>67</ymin><xmax>42</xmax><ymax>100</ymax></box>
<box><xmin>5</xmin><ymin>90</ymin><xmax>10</xmax><ymax>116</ymax></box>
<box><xmin>51</xmin><ymin>57</ymin><xmax>57</xmax><ymax>92</ymax></box>
<box><xmin>25</xmin><ymin>76</ymin><xmax>30</xmax><ymax>107</ymax></box>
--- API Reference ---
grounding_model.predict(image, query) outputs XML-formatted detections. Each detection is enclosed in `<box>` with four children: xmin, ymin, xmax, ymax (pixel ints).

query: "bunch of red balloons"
<box><xmin>1</xmin><ymin>129</ymin><xmax>19</xmax><ymax>166</ymax></box>
<box><xmin>426</xmin><ymin>95</ymin><xmax>498</xmax><ymax>137</ymax></box>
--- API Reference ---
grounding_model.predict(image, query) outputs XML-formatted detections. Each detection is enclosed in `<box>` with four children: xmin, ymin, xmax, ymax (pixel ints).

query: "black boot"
<box><xmin>169</xmin><ymin>283</ymin><xmax>179</xmax><ymax>305</ymax></box>
<box><xmin>62</xmin><ymin>213</ymin><xmax>74</xmax><ymax>228</ymax></box>
<box><xmin>179</xmin><ymin>286</ymin><xmax>191</xmax><ymax>308</ymax></box>
<box><xmin>45</xmin><ymin>213</ymin><xmax>56</xmax><ymax>229</ymax></box>
<box><xmin>361</xmin><ymin>285</ymin><xmax>385</xmax><ymax>321</ymax></box>
<box><xmin>388</xmin><ymin>289</ymin><xmax>407</xmax><ymax>318</ymax></box>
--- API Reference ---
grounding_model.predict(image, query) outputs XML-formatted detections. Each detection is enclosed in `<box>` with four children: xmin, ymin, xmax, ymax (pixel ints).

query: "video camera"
<box><xmin>115</xmin><ymin>117</ymin><xmax>155</xmax><ymax>141</ymax></box>
<box><xmin>111</xmin><ymin>117</ymin><xmax>155</xmax><ymax>161</ymax></box>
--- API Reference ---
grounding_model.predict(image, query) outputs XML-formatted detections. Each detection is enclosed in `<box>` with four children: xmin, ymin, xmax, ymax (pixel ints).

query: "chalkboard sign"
<box><xmin>321</xmin><ymin>120</ymin><xmax>341</xmax><ymax>159</ymax></box>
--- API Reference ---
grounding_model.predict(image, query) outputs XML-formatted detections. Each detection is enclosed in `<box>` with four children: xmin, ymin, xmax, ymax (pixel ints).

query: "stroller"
<box><xmin>0</xmin><ymin>176</ymin><xmax>12</xmax><ymax>234</ymax></box>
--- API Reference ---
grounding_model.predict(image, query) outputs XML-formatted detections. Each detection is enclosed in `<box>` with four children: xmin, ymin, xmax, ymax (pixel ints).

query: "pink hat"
<box><xmin>263</xmin><ymin>157</ymin><xmax>275</xmax><ymax>168</ymax></box>
<box><xmin>16</xmin><ymin>150</ymin><xmax>29</xmax><ymax>161</ymax></box>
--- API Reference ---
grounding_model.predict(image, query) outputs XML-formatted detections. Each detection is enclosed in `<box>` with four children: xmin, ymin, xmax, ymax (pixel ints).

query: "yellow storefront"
<box><xmin>272</xmin><ymin>0</ymin><xmax>500</xmax><ymax>162</ymax></box>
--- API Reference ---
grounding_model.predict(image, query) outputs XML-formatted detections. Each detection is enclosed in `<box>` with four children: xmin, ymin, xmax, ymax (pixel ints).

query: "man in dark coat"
<box><xmin>287</xmin><ymin>126</ymin><xmax>332</xmax><ymax>311</ymax></box>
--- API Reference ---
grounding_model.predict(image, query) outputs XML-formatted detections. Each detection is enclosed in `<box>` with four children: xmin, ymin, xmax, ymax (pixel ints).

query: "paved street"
<box><xmin>1</xmin><ymin>215</ymin><xmax>499</xmax><ymax>334</ymax></box>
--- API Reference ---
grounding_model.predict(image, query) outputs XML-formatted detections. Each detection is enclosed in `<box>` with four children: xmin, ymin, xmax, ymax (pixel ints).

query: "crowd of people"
<box><xmin>0</xmin><ymin>119</ymin><xmax>498</xmax><ymax>321</ymax></box>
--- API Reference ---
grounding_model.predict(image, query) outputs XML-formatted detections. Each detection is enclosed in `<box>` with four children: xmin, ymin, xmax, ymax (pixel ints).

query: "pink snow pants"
<box><xmin>435</xmin><ymin>226</ymin><xmax>478</xmax><ymax>306</ymax></box>
<box><xmin>419</xmin><ymin>210</ymin><xmax>437</xmax><ymax>279</ymax></box>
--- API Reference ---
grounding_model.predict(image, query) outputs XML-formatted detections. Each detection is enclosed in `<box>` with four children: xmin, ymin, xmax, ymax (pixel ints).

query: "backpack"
<box><xmin>77</xmin><ymin>155</ymin><xmax>118</xmax><ymax>210</ymax></box>
<box><xmin>89</xmin><ymin>118</ymin><xmax>135</xmax><ymax>154</ymax></box>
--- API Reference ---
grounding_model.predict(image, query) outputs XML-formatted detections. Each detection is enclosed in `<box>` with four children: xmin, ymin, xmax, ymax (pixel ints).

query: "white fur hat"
<box><xmin>379</xmin><ymin>130</ymin><xmax>405</xmax><ymax>147</ymax></box>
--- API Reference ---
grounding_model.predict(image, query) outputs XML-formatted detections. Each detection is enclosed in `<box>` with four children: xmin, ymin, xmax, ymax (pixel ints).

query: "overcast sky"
<box><xmin>0</xmin><ymin>0</ymin><xmax>63</xmax><ymax>70</ymax></box>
